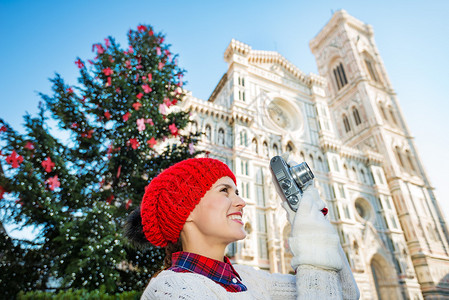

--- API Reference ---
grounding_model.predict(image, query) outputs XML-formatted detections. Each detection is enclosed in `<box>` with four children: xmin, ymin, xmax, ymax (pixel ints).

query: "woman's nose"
<box><xmin>234</xmin><ymin>195</ymin><xmax>246</xmax><ymax>208</ymax></box>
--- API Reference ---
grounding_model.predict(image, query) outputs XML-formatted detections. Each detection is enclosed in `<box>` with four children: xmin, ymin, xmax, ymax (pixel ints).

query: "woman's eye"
<box><xmin>235</xmin><ymin>190</ymin><xmax>239</xmax><ymax>196</ymax></box>
<box><xmin>221</xmin><ymin>188</ymin><xmax>228</xmax><ymax>193</ymax></box>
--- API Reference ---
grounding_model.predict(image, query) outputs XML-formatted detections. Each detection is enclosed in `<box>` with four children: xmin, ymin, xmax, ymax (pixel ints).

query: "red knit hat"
<box><xmin>141</xmin><ymin>158</ymin><xmax>236</xmax><ymax>247</ymax></box>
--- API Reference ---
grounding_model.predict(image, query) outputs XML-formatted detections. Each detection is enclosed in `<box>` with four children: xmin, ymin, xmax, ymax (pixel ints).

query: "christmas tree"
<box><xmin>0</xmin><ymin>24</ymin><xmax>199</xmax><ymax>296</ymax></box>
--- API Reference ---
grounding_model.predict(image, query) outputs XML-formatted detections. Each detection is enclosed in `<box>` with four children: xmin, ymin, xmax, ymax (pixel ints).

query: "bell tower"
<box><xmin>310</xmin><ymin>10</ymin><xmax>449</xmax><ymax>298</ymax></box>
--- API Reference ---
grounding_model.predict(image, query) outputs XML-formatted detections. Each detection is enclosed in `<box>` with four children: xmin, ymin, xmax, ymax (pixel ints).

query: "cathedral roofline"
<box><xmin>208</xmin><ymin>72</ymin><xmax>227</xmax><ymax>102</ymax></box>
<box><xmin>224</xmin><ymin>39</ymin><xmax>326</xmax><ymax>88</ymax></box>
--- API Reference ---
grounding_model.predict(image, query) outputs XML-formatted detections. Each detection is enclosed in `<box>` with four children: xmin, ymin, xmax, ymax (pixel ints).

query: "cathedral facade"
<box><xmin>181</xmin><ymin>10</ymin><xmax>449</xmax><ymax>299</ymax></box>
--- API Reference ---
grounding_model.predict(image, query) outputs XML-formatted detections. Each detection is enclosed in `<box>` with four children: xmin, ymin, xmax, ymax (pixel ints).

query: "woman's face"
<box><xmin>186</xmin><ymin>176</ymin><xmax>247</xmax><ymax>246</ymax></box>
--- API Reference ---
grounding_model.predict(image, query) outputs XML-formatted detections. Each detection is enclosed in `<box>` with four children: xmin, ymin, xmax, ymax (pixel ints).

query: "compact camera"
<box><xmin>269</xmin><ymin>155</ymin><xmax>314</xmax><ymax>212</ymax></box>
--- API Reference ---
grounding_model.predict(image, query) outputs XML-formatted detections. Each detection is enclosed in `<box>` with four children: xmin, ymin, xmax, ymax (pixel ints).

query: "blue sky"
<box><xmin>1</xmin><ymin>0</ymin><xmax>448</xmax><ymax>236</ymax></box>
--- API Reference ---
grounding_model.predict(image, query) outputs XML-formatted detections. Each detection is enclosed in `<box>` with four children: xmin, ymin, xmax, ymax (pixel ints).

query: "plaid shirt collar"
<box><xmin>168</xmin><ymin>251</ymin><xmax>247</xmax><ymax>292</ymax></box>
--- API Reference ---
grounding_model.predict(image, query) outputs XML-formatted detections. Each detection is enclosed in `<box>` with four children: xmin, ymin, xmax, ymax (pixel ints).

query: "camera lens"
<box><xmin>281</xmin><ymin>179</ymin><xmax>291</xmax><ymax>190</ymax></box>
<box><xmin>290</xmin><ymin>162</ymin><xmax>314</xmax><ymax>188</ymax></box>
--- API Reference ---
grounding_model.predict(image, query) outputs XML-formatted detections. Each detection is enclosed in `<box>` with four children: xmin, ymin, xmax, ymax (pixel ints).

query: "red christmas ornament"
<box><xmin>6</xmin><ymin>150</ymin><xmax>23</xmax><ymax>168</ymax></box>
<box><xmin>41</xmin><ymin>157</ymin><xmax>55</xmax><ymax>173</ymax></box>
<box><xmin>105</xmin><ymin>38</ymin><xmax>111</xmax><ymax>48</ymax></box>
<box><xmin>159</xmin><ymin>103</ymin><xmax>167</xmax><ymax>115</ymax></box>
<box><xmin>123</xmin><ymin>112</ymin><xmax>131</xmax><ymax>121</ymax></box>
<box><xmin>164</xmin><ymin>97</ymin><xmax>177</xmax><ymax>108</ymax></box>
<box><xmin>81</xmin><ymin>129</ymin><xmax>94</xmax><ymax>138</ymax></box>
<box><xmin>94</xmin><ymin>44</ymin><xmax>105</xmax><ymax>54</ymax></box>
<box><xmin>75</xmin><ymin>59</ymin><xmax>84</xmax><ymax>69</ymax></box>
<box><xmin>127</xmin><ymin>138</ymin><xmax>140</xmax><ymax>150</ymax></box>
<box><xmin>137</xmin><ymin>25</ymin><xmax>147</xmax><ymax>32</ymax></box>
<box><xmin>106</xmin><ymin>194</ymin><xmax>114</xmax><ymax>204</ymax></box>
<box><xmin>115</xmin><ymin>87</ymin><xmax>121</xmax><ymax>93</ymax></box>
<box><xmin>147</xmin><ymin>73</ymin><xmax>152</xmax><ymax>82</ymax></box>
<box><xmin>136</xmin><ymin>93</ymin><xmax>143</xmax><ymax>100</ymax></box>
<box><xmin>46</xmin><ymin>175</ymin><xmax>60</xmax><ymax>191</ymax></box>
<box><xmin>142</xmin><ymin>84</ymin><xmax>152</xmax><ymax>93</ymax></box>
<box><xmin>116</xmin><ymin>165</ymin><xmax>122</xmax><ymax>178</ymax></box>
<box><xmin>169</xmin><ymin>123</ymin><xmax>179</xmax><ymax>137</ymax></box>
<box><xmin>0</xmin><ymin>186</ymin><xmax>6</xmax><ymax>200</ymax></box>
<box><xmin>125</xmin><ymin>60</ymin><xmax>131</xmax><ymax>69</ymax></box>
<box><xmin>0</xmin><ymin>125</ymin><xmax>6</xmax><ymax>132</ymax></box>
<box><xmin>137</xmin><ymin>118</ymin><xmax>146</xmax><ymax>132</ymax></box>
<box><xmin>126</xmin><ymin>199</ymin><xmax>132</xmax><ymax>210</ymax></box>
<box><xmin>104</xmin><ymin>110</ymin><xmax>111</xmax><ymax>120</ymax></box>
<box><xmin>158</xmin><ymin>62</ymin><xmax>164</xmax><ymax>70</ymax></box>
<box><xmin>107</xmin><ymin>144</ymin><xmax>115</xmax><ymax>155</ymax></box>
<box><xmin>66</xmin><ymin>87</ymin><xmax>74</xmax><ymax>94</ymax></box>
<box><xmin>147</xmin><ymin>137</ymin><xmax>157</xmax><ymax>148</ymax></box>
<box><xmin>107</xmin><ymin>77</ymin><xmax>112</xmax><ymax>86</ymax></box>
<box><xmin>24</xmin><ymin>142</ymin><xmax>34</xmax><ymax>150</ymax></box>
<box><xmin>102</xmin><ymin>67</ymin><xmax>113</xmax><ymax>76</ymax></box>
<box><xmin>132</xmin><ymin>102</ymin><xmax>142</xmax><ymax>111</ymax></box>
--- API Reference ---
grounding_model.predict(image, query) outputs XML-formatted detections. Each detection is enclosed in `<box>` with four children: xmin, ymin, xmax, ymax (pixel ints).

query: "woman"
<box><xmin>125</xmin><ymin>157</ymin><xmax>359</xmax><ymax>299</ymax></box>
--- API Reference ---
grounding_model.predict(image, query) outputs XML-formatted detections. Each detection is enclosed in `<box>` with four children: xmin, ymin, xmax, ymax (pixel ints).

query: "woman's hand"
<box><xmin>277</xmin><ymin>159</ymin><xmax>343</xmax><ymax>271</ymax></box>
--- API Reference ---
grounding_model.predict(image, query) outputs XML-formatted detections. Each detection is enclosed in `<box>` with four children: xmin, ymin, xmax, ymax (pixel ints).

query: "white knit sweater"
<box><xmin>142</xmin><ymin>263</ymin><xmax>359</xmax><ymax>299</ymax></box>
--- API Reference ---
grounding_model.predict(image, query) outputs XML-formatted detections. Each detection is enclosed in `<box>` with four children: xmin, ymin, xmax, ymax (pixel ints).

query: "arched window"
<box><xmin>286</xmin><ymin>142</ymin><xmax>294</xmax><ymax>153</ymax></box>
<box><xmin>300</xmin><ymin>152</ymin><xmax>306</xmax><ymax>163</ymax></box>
<box><xmin>376</xmin><ymin>169</ymin><xmax>384</xmax><ymax>185</ymax></box>
<box><xmin>263</xmin><ymin>142</ymin><xmax>269</xmax><ymax>157</ymax></box>
<box><xmin>252</xmin><ymin>138</ymin><xmax>258</xmax><ymax>154</ymax></box>
<box><xmin>218</xmin><ymin>128</ymin><xmax>225</xmax><ymax>145</ymax></box>
<box><xmin>333</xmin><ymin>62</ymin><xmax>348</xmax><ymax>90</ymax></box>
<box><xmin>343</xmin><ymin>115</ymin><xmax>351</xmax><ymax>133</ymax></box>
<box><xmin>308</xmin><ymin>154</ymin><xmax>314</xmax><ymax>168</ymax></box>
<box><xmin>317</xmin><ymin>157</ymin><xmax>325</xmax><ymax>172</ymax></box>
<box><xmin>395</xmin><ymin>146</ymin><xmax>405</xmax><ymax>168</ymax></box>
<box><xmin>240</xmin><ymin>130</ymin><xmax>247</xmax><ymax>146</ymax></box>
<box><xmin>353</xmin><ymin>107</ymin><xmax>362</xmax><ymax>126</ymax></box>
<box><xmin>360</xmin><ymin>169</ymin><xmax>367</xmax><ymax>184</ymax></box>
<box><xmin>205</xmin><ymin>124</ymin><xmax>212</xmax><ymax>141</ymax></box>
<box><xmin>406</xmin><ymin>150</ymin><xmax>416</xmax><ymax>172</ymax></box>
<box><xmin>343</xmin><ymin>164</ymin><xmax>350</xmax><ymax>179</ymax></box>
<box><xmin>379</xmin><ymin>103</ymin><xmax>388</xmax><ymax>121</ymax></box>
<box><xmin>332</xmin><ymin>157</ymin><xmax>340</xmax><ymax>172</ymax></box>
<box><xmin>351</xmin><ymin>167</ymin><xmax>357</xmax><ymax>181</ymax></box>
<box><xmin>389</xmin><ymin>106</ymin><xmax>398</xmax><ymax>125</ymax></box>
<box><xmin>364</xmin><ymin>59</ymin><xmax>379</xmax><ymax>82</ymax></box>
<box><xmin>273</xmin><ymin>144</ymin><xmax>279</xmax><ymax>156</ymax></box>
